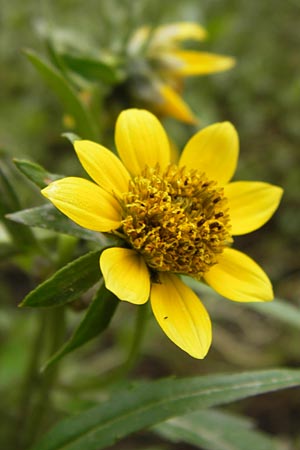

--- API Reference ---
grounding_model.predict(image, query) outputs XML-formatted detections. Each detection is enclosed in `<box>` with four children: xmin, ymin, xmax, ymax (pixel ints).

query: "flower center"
<box><xmin>118</xmin><ymin>165</ymin><xmax>232</xmax><ymax>278</ymax></box>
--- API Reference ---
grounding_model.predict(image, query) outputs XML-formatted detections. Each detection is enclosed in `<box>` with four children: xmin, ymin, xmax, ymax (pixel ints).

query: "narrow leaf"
<box><xmin>0</xmin><ymin>157</ymin><xmax>37</xmax><ymax>250</ymax></box>
<box><xmin>60</xmin><ymin>53</ymin><xmax>121</xmax><ymax>84</ymax></box>
<box><xmin>246</xmin><ymin>298</ymin><xmax>300</xmax><ymax>330</ymax></box>
<box><xmin>185</xmin><ymin>277</ymin><xmax>300</xmax><ymax>330</ymax></box>
<box><xmin>7</xmin><ymin>204</ymin><xmax>107</xmax><ymax>244</ymax></box>
<box><xmin>20</xmin><ymin>250</ymin><xmax>102</xmax><ymax>307</ymax></box>
<box><xmin>62</xmin><ymin>132</ymin><xmax>80</xmax><ymax>144</ymax></box>
<box><xmin>43</xmin><ymin>281</ymin><xmax>119</xmax><ymax>369</ymax></box>
<box><xmin>31</xmin><ymin>369</ymin><xmax>300</xmax><ymax>450</ymax></box>
<box><xmin>24</xmin><ymin>49</ymin><xmax>99</xmax><ymax>140</ymax></box>
<box><xmin>13</xmin><ymin>159</ymin><xmax>63</xmax><ymax>188</ymax></box>
<box><xmin>154</xmin><ymin>409</ymin><xmax>277</xmax><ymax>450</ymax></box>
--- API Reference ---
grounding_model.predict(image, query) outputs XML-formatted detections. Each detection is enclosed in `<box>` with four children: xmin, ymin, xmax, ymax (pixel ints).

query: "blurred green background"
<box><xmin>1</xmin><ymin>0</ymin><xmax>300</xmax><ymax>449</ymax></box>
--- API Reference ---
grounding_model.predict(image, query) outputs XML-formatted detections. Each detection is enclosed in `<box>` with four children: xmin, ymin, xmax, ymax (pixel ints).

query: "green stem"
<box><xmin>29</xmin><ymin>307</ymin><xmax>65</xmax><ymax>447</ymax></box>
<box><xmin>122</xmin><ymin>302</ymin><xmax>149</xmax><ymax>373</ymax></box>
<box><xmin>100</xmin><ymin>302</ymin><xmax>149</xmax><ymax>386</ymax></box>
<box><xmin>64</xmin><ymin>303</ymin><xmax>150</xmax><ymax>393</ymax></box>
<box><xmin>12</xmin><ymin>311</ymin><xmax>47</xmax><ymax>450</ymax></box>
<box><xmin>16</xmin><ymin>307</ymin><xmax>66</xmax><ymax>449</ymax></box>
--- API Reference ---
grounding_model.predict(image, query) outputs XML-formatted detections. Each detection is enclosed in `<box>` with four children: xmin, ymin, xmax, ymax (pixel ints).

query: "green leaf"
<box><xmin>7</xmin><ymin>204</ymin><xmax>108</xmax><ymax>244</ymax></box>
<box><xmin>43</xmin><ymin>281</ymin><xmax>119</xmax><ymax>369</ymax></box>
<box><xmin>0</xmin><ymin>157</ymin><xmax>21</xmax><ymax>210</ymax></box>
<box><xmin>0</xmin><ymin>156</ymin><xmax>37</xmax><ymax>250</ymax></box>
<box><xmin>13</xmin><ymin>159</ymin><xmax>63</xmax><ymax>188</ymax></box>
<box><xmin>24</xmin><ymin>49</ymin><xmax>99</xmax><ymax>140</ymax></box>
<box><xmin>62</xmin><ymin>132</ymin><xmax>80</xmax><ymax>144</ymax></box>
<box><xmin>246</xmin><ymin>298</ymin><xmax>300</xmax><ymax>330</ymax></box>
<box><xmin>20</xmin><ymin>249</ymin><xmax>102</xmax><ymax>308</ymax></box>
<box><xmin>31</xmin><ymin>368</ymin><xmax>300</xmax><ymax>450</ymax></box>
<box><xmin>60</xmin><ymin>53</ymin><xmax>122</xmax><ymax>85</ymax></box>
<box><xmin>153</xmin><ymin>409</ymin><xmax>277</xmax><ymax>450</ymax></box>
<box><xmin>185</xmin><ymin>277</ymin><xmax>300</xmax><ymax>330</ymax></box>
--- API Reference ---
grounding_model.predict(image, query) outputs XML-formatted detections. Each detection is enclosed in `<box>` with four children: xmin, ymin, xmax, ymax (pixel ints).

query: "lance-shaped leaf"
<box><xmin>0</xmin><ymin>156</ymin><xmax>37</xmax><ymax>250</ymax></box>
<box><xmin>13</xmin><ymin>159</ymin><xmax>63</xmax><ymax>189</ymax></box>
<box><xmin>153</xmin><ymin>409</ymin><xmax>276</xmax><ymax>450</ymax></box>
<box><xmin>24</xmin><ymin>49</ymin><xmax>99</xmax><ymax>140</ymax></box>
<box><xmin>43</xmin><ymin>281</ymin><xmax>119</xmax><ymax>369</ymax></box>
<box><xmin>7</xmin><ymin>204</ymin><xmax>108</xmax><ymax>244</ymax></box>
<box><xmin>185</xmin><ymin>277</ymin><xmax>300</xmax><ymax>330</ymax></box>
<box><xmin>31</xmin><ymin>368</ymin><xmax>300</xmax><ymax>450</ymax></box>
<box><xmin>62</xmin><ymin>132</ymin><xmax>80</xmax><ymax>144</ymax></box>
<box><xmin>20</xmin><ymin>250</ymin><xmax>102</xmax><ymax>308</ymax></box>
<box><xmin>59</xmin><ymin>53</ymin><xmax>122</xmax><ymax>85</ymax></box>
<box><xmin>246</xmin><ymin>298</ymin><xmax>300</xmax><ymax>330</ymax></box>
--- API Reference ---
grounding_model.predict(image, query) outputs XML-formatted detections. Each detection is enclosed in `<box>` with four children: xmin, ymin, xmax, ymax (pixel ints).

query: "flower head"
<box><xmin>126</xmin><ymin>22</ymin><xmax>235</xmax><ymax>124</ymax></box>
<box><xmin>42</xmin><ymin>109</ymin><xmax>283</xmax><ymax>358</ymax></box>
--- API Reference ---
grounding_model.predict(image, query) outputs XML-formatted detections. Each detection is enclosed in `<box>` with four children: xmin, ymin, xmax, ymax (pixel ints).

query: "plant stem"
<box><xmin>95</xmin><ymin>302</ymin><xmax>150</xmax><ymax>388</ymax></box>
<box><xmin>12</xmin><ymin>311</ymin><xmax>47</xmax><ymax>450</ymax></box>
<box><xmin>123</xmin><ymin>302</ymin><xmax>149</xmax><ymax>373</ymax></box>
<box><xmin>60</xmin><ymin>302</ymin><xmax>150</xmax><ymax>394</ymax></box>
<box><xmin>14</xmin><ymin>307</ymin><xmax>66</xmax><ymax>449</ymax></box>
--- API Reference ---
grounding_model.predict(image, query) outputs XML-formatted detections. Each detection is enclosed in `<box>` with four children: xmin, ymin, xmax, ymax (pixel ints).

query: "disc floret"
<box><xmin>119</xmin><ymin>165</ymin><xmax>232</xmax><ymax>277</ymax></box>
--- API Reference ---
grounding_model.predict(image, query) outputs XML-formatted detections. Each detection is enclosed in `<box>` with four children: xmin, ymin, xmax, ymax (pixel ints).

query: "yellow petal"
<box><xmin>203</xmin><ymin>247</ymin><xmax>273</xmax><ymax>302</ymax></box>
<box><xmin>115</xmin><ymin>109</ymin><xmax>171</xmax><ymax>175</ymax></box>
<box><xmin>42</xmin><ymin>177</ymin><xmax>122</xmax><ymax>232</ymax></box>
<box><xmin>180</xmin><ymin>122</ymin><xmax>239</xmax><ymax>185</ymax></box>
<box><xmin>152</xmin><ymin>22</ymin><xmax>207</xmax><ymax>47</ymax></box>
<box><xmin>74</xmin><ymin>140</ymin><xmax>130</xmax><ymax>196</ymax></box>
<box><xmin>100</xmin><ymin>247</ymin><xmax>150</xmax><ymax>304</ymax></box>
<box><xmin>128</xmin><ymin>23</ymin><xmax>207</xmax><ymax>56</ymax></box>
<box><xmin>167</xmin><ymin>50</ymin><xmax>235</xmax><ymax>76</ymax></box>
<box><xmin>127</xmin><ymin>26</ymin><xmax>150</xmax><ymax>55</ymax></box>
<box><xmin>151</xmin><ymin>273</ymin><xmax>212</xmax><ymax>359</ymax></box>
<box><xmin>225</xmin><ymin>182</ymin><xmax>283</xmax><ymax>236</ymax></box>
<box><xmin>156</xmin><ymin>83</ymin><xmax>199</xmax><ymax>125</ymax></box>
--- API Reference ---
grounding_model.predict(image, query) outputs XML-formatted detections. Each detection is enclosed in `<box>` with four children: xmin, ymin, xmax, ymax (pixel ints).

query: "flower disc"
<box><xmin>119</xmin><ymin>165</ymin><xmax>232</xmax><ymax>277</ymax></box>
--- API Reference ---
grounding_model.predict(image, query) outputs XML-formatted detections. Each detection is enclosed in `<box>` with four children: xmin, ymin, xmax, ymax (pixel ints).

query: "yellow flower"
<box><xmin>42</xmin><ymin>109</ymin><xmax>283</xmax><ymax>359</ymax></box>
<box><xmin>126</xmin><ymin>22</ymin><xmax>235</xmax><ymax>124</ymax></box>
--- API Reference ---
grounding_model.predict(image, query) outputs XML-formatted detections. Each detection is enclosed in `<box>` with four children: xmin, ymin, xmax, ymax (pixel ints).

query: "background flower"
<box><xmin>125</xmin><ymin>22</ymin><xmax>235</xmax><ymax>124</ymax></box>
